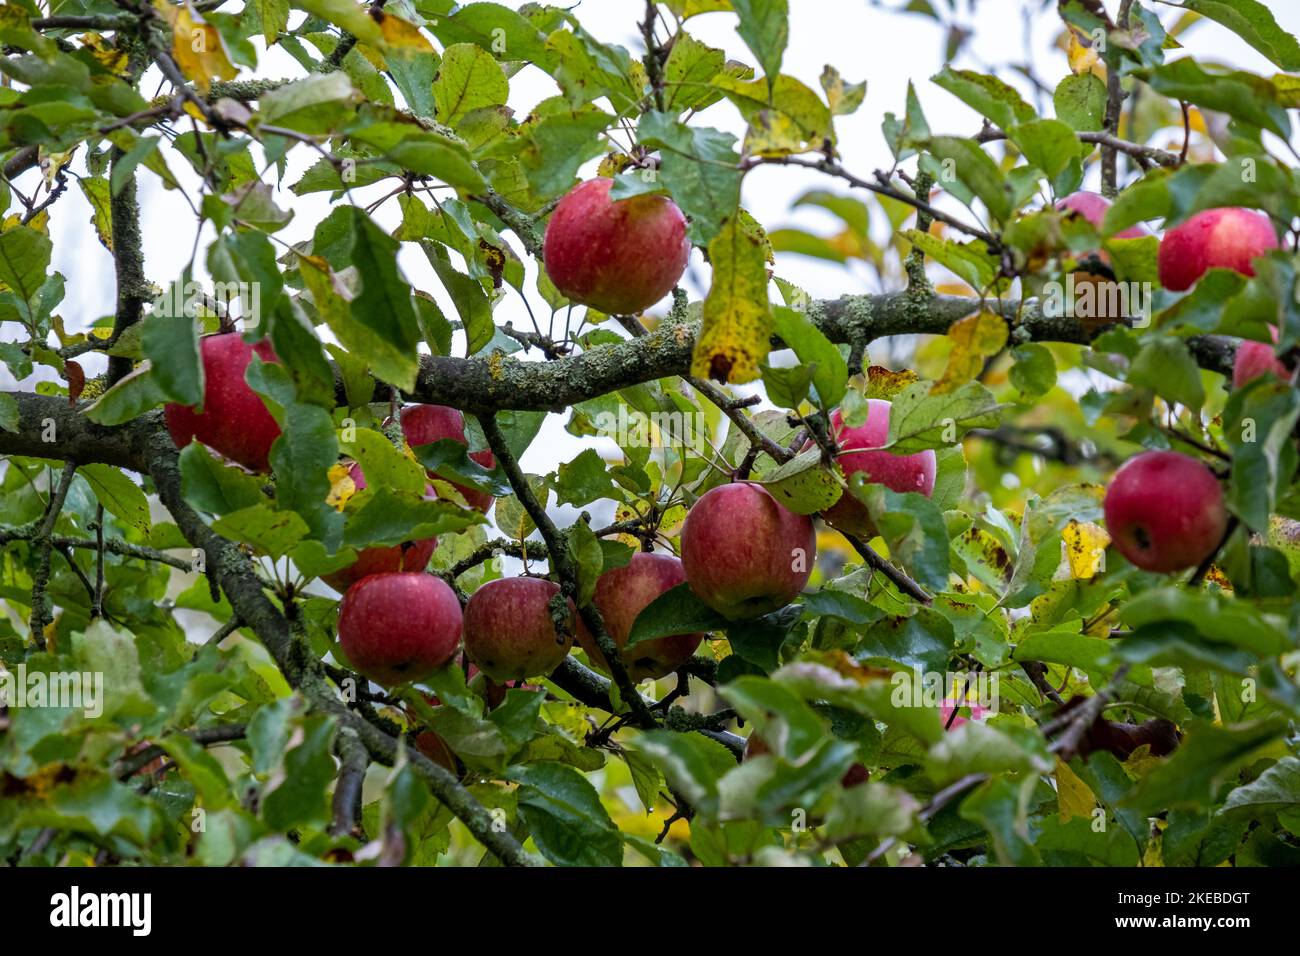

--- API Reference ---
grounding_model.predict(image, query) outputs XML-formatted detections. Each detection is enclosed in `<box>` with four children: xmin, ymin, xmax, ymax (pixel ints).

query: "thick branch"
<box><xmin>106</xmin><ymin>148</ymin><xmax>147</xmax><ymax>385</ymax></box>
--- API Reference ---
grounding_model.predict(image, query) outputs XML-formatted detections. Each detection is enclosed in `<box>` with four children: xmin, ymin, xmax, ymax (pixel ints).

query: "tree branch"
<box><xmin>28</xmin><ymin>461</ymin><xmax>78</xmax><ymax>640</ymax></box>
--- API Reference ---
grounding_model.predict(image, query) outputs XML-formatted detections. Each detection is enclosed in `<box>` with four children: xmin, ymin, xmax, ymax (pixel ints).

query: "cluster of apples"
<box><xmin>1054</xmin><ymin>193</ymin><xmax>1288</xmax><ymax>574</ymax></box>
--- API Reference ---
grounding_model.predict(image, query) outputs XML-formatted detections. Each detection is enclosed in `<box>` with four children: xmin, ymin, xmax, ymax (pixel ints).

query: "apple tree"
<box><xmin>2</xmin><ymin>0</ymin><xmax>1300</xmax><ymax>868</ymax></box>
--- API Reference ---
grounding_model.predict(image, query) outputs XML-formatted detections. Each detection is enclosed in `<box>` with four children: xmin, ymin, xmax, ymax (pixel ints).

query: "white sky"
<box><xmin>9</xmin><ymin>0</ymin><xmax>1300</xmax><ymax>517</ymax></box>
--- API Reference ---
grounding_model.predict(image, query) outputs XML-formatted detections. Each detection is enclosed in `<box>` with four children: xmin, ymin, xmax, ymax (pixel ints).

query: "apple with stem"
<box><xmin>164</xmin><ymin>332</ymin><xmax>281</xmax><ymax>472</ymax></box>
<box><xmin>1102</xmin><ymin>450</ymin><xmax>1227</xmax><ymax>573</ymax></box>
<box><xmin>680</xmin><ymin>482</ymin><xmax>815</xmax><ymax>620</ymax></box>
<box><xmin>337</xmin><ymin>572</ymin><xmax>462</xmax><ymax>686</ymax></box>
<box><xmin>579</xmin><ymin>552</ymin><xmax>705</xmax><ymax>682</ymax></box>
<box><xmin>463</xmin><ymin>577</ymin><xmax>581</xmax><ymax>683</ymax></box>
<box><xmin>542</xmin><ymin>178</ymin><xmax>691</xmax><ymax>316</ymax></box>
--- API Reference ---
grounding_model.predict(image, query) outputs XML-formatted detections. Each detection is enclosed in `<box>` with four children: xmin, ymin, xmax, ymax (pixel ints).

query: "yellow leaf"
<box><xmin>933</xmin><ymin>311</ymin><xmax>1008</xmax><ymax>394</ymax></box>
<box><xmin>1061</xmin><ymin>519</ymin><xmax>1110</xmax><ymax>579</ymax></box>
<box><xmin>1055</xmin><ymin>759</ymin><xmax>1096</xmax><ymax>822</ymax></box>
<box><xmin>294</xmin><ymin>0</ymin><xmax>432</xmax><ymax>55</ymax></box>
<box><xmin>80</xmin><ymin>32</ymin><xmax>129</xmax><ymax>77</ymax></box>
<box><xmin>1066</xmin><ymin>29</ymin><xmax>1105</xmax><ymax>80</ymax></box>
<box><xmin>154</xmin><ymin>0</ymin><xmax>238</xmax><ymax>95</ymax></box>
<box><xmin>77</xmin><ymin>178</ymin><xmax>113</xmax><ymax>251</ymax></box>
<box><xmin>375</xmin><ymin>10</ymin><xmax>433</xmax><ymax>51</ymax></box>
<box><xmin>326</xmin><ymin>462</ymin><xmax>357</xmax><ymax>510</ymax></box>
<box><xmin>864</xmin><ymin>365</ymin><xmax>918</xmax><ymax>399</ymax></box>
<box><xmin>692</xmin><ymin>214</ymin><xmax>773</xmax><ymax>384</ymax></box>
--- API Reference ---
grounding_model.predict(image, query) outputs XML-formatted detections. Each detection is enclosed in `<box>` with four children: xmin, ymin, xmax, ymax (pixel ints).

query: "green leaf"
<box><xmin>260</xmin><ymin>714</ymin><xmax>337</xmax><ymax>830</ymax></box>
<box><xmin>925</xmin><ymin>136</ymin><xmax>1016</xmax><ymax>223</ymax></box>
<box><xmin>730</xmin><ymin>0</ymin><xmax>788</xmax><ymax>86</ymax></box>
<box><xmin>638</xmin><ymin>111</ymin><xmax>743</xmax><ymax>244</ymax></box>
<box><xmin>1127</xmin><ymin>336</ymin><xmax>1204</xmax><ymax>411</ymax></box>
<box><xmin>1139</xmin><ymin>58</ymin><xmax>1290</xmax><ymax>139</ymax></box>
<box><xmin>178</xmin><ymin>442</ymin><xmax>266</xmax><ymax>514</ymax></box>
<box><xmin>1126</xmin><ymin>718</ymin><xmax>1289</xmax><ymax>814</ymax></box>
<box><xmin>757</xmin><ymin>447</ymin><xmax>842</xmax><ymax>515</ymax></box>
<box><xmin>433</xmin><ymin>43</ymin><xmax>509</xmax><ymax>127</ymax></box>
<box><xmin>1183</xmin><ymin>0</ymin><xmax>1300</xmax><ymax>71</ymax></box>
<box><xmin>0</xmin><ymin>226</ymin><xmax>51</xmax><ymax>303</ymax></box>
<box><xmin>505</xmin><ymin>761</ymin><xmax>623</xmax><ymax>866</ymax></box>
<box><xmin>635</xmin><ymin>729</ymin><xmax>735</xmax><ymax>821</ymax></box>
<box><xmin>80</xmin><ymin>462</ymin><xmax>150</xmax><ymax>532</ymax></box>
<box><xmin>1009</xmin><ymin>343</ymin><xmax>1056</xmax><ymax>399</ymax></box>
<box><xmin>211</xmin><ymin>503</ymin><xmax>310</xmax><ymax>558</ymax></box>
<box><xmin>1053</xmin><ymin>72</ymin><xmax>1107</xmax><ymax>132</ymax></box>
<box><xmin>770</xmin><ymin>304</ymin><xmax>847</xmax><ymax>407</ymax></box>
<box><xmin>260</xmin><ymin>72</ymin><xmax>355</xmax><ymax>134</ymax></box>
<box><xmin>139</xmin><ymin>305</ymin><xmax>203</xmax><ymax>407</ymax></box>
<box><xmin>885</xmin><ymin>380</ymin><xmax>1003</xmax><ymax>453</ymax></box>
<box><xmin>626</xmin><ymin>582</ymin><xmax>729</xmax><ymax>650</ymax></box>
<box><xmin>1007</xmin><ymin>119</ymin><xmax>1080</xmax><ymax>178</ymax></box>
<box><xmin>932</xmin><ymin>65</ymin><xmax>1036</xmax><ymax>130</ymax></box>
<box><xmin>1220</xmin><ymin>756</ymin><xmax>1300</xmax><ymax>819</ymax></box>
<box><xmin>81</xmin><ymin>365</ymin><xmax>167</xmax><ymax>426</ymax></box>
<box><xmin>554</xmin><ymin>448</ymin><xmax>617</xmax><ymax>508</ymax></box>
<box><xmin>0</xmin><ymin>392</ymin><xmax>17</xmax><ymax>433</ymax></box>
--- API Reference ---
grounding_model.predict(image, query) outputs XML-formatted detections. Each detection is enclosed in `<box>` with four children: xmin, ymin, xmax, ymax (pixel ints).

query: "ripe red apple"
<box><xmin>1157</xmin><ymin>207</ymin><xmax>1279</xmax><ymax>292</ymax></box>
<box><xmin>321</xmin><ymin>463</ymin><xmax>438</xmax><ymax>593</ymax></box>
<box><xmin>463</xmin><ymin>577</ymin><xmax>581</xmax><ymax>682</ymax></box>
<box><xmin>1233</xmin><ymin>325</ymin><xmax>1294</xmax><ymax>389</ymax></box>
<box><xmin>578</xmin><ymin>552</ymin><xmax>705</xmax><ymax>682</ymax></box>
<box><xmin>398</xmin><ymin>404</ymin><xmax>495</xmax><ymax>512</ymax></box>
<box><xmin>337</xmin><ymin>573</ymin><xmax>463</xmax><ymax>686</ymax></box>
<box><xmin>743</xmin><ymin>734</ymin><xmax>869</xmax><ymax>787</ymax></box>
<box><xmin>542</xmin><ymin>178</ymin><xmax>690</xmax><ymax>315</ymax></box>
<box><xmin>1102</xmin><ymin>450</ymin><xmax>1227</xmax><ymax>573</ymax></box>
<box><xmin>815</xmin><ymin>402</ymin><xmax>936</xmax><ymax>537</ymax></box>
<box><xmin>164</xmin><ymin>332</ymin><xmax>281</xmax><ymax>472</ymax></box>
<box><xmin>680</xmin><ymin>482</ymin><xmax>816</xmax><ymax>620</ymax></box>
<box><xmin>1056</xmin><ymin>191</ymin><xmax>1149</xmax><ymax>242</ymax></box>
<box><xmin>414</xmin><ymin>726</ymin><xmax>458</xmax><ymax>774</ymax></box>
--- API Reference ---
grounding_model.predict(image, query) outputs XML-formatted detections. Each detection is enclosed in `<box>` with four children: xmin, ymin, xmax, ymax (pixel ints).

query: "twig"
<box><xmin>842</xmin><ymin>531</ymin><xmax>933</xmax><ymax>605</ymax></box>
<box><xmin>330</xmin><ymin>728</ymin><xmax>369</xmax><ymax>837</ymax></box>
<box><xmin>28</xmin><ymin>462</ymin><xmax>78</xmax><ymax>640</ymax></box>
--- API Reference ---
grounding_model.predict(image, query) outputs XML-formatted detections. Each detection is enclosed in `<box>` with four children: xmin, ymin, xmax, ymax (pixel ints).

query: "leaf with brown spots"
<box><xmin>692</xmin><ymin>214</ymin><xmax>772</xmax><ymax>384</ymax></box>
<box><xmin>933</xmin><ymin>310</ymin><xmax>1008</xmax><ymax>394</ymax></box>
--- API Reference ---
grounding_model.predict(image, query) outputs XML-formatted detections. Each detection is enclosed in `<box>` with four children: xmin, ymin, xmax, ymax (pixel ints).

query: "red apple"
<box><xmin>680</xmin><ymin>482</ymin><xmax>816</xmax><ymax>620</ymax></box>
<box><xmin>579</xmin><ymin>552</ymin><xmax>705</xmax><ymax>682</ymax></box>
<box><xmin>414</xmin><ymin>727</ymin><xmax>458</xmax><ymax>774</ymax></box>
<box><xmin>816</xmin><ymin>402</ymin><xmax>936</xmax><ymax>537</ymax></box>
<box><xmin>542</xmin><ymin>178</ymin><xmax>690</xmax><ymax>316</ymax></box>
<box><xmin>463</xmin><ymin>577</ymin><xmax>581</xmax><ymax>682</ymax></box>
<box><xmin>1157</xmin><ymin>207</ymin><xmax>1279</xmax><ymax>292</ymax></box>
<box><xmin>321</xmin><ymin>463</ymin><xmax>438</xmax><ymax>593</ymax></box>
<box><xmin>1233</xmin><ymin>325</ymin><xmax>1293</xmax><ymax>389</ymax></box>
<box><xmin>164</xmin><ymin>332</ymin><xmax>281</xmax><ymax>472</ymax></box>
<box><xmin>398</xmin><ymin>404</ymin><xmax>495</xmax><ymax>512</ymax></box>
<box><xmin>337</xmin><ymin>573</ymin><xmax>462</xmax><ymax>686</ymax></box>
<box><xmin>1102</xmin><ymin>450</ymin><xmax>1227</xmax><ymax>573</ymax></box>
<box><xmin>743</xmin><ymin>734</ymin><xmax>868</xmax><ymax>787</ymax></box>
<box><xmin>1056</xmin><ymin>191</ymin><xmax>1148</xmax><ymax>242</ymax></box>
